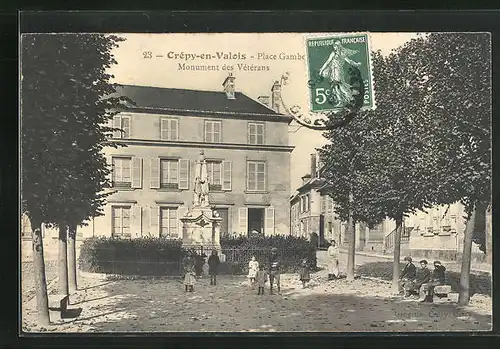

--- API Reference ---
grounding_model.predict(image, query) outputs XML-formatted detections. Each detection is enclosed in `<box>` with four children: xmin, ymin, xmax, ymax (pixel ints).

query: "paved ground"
<box><xmin>21</xmin><ymin>261</ymin><xmax>58</xmax><ymax>305</ymax></box>
<box><xmin>21</xmin><ymin>252</ymin><xmax>492</xmax><ymax>333</ymax></box>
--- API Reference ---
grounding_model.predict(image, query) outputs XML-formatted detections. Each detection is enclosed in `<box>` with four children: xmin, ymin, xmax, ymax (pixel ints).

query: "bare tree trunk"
<box><xmin>485</xmin><ymin>204</ymin><xmax>492</xmax><ymax>266</ymax></box>
<box><xmin>346</xmin><ymin>190</ymin><xmax>356</xmax><ymax>281</ymax></box>
<box><xmin>68</xmin><ymin>224</ymin><xmax>77</xmax><ymax>292</ymax></box>
<box><xmin>31</xmin><ymin>224</ymin><xmax>50</xmax><ymax>326</ymax></box>
<box><xmin>459</xmin><ymin>206</ymin><xmax>476</xmax><ymax>306</ymax></box>
<box><xmin>391</xmin><ymin>215</ymin><xmax>403</xmax><ymax>294</ymax></box>
<box><xmin>58</xmin><ymin>225</ymin><xmax>69</xmax><ymax>296</ymax></box>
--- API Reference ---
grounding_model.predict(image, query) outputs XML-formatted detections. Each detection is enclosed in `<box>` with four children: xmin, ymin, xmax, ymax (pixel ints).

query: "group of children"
<box><xmin>183</xmin><ymin>247</ymin><xmax>312</xmax><ymax>294</ymax></box>
<box><xmin>247</xmin><ymin>248</ymin><xmax>311</xmax><ymax>295</ymax></box>
<box><xmin>183</xmin><ymin>249</ymin><xmax>220</xmax><ymax>292</ymax></box>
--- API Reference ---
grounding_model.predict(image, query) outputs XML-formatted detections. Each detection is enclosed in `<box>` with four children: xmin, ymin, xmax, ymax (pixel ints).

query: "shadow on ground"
<box><xmin>356</xmin><ymin>262</ymin><xmax>491</xmax><ymax>296</ymax></box>
<box><xmin>62</xmin><ymin>275</ymin><xmax>491</xmax><ymax>333</ymax></box>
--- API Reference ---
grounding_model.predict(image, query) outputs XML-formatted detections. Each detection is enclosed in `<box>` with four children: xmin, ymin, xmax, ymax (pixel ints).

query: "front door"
<box><xmin>248</xmin><ymin>208</ymin><xmax>264</xmax><ymax>237</ymax></box>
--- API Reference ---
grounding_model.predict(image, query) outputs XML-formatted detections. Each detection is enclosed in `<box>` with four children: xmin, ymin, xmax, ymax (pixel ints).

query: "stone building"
<box><xmin>28</xmin><ymin>74</ymin><xmax>294</xmax><ymax>246</ymax></box>
<box><xmin>290</xmin><ymin>150</ymin><xmax>489</xmax><ymax>262</ymax></box>
<box><xmin>290</xmin><ymin>152</ymin><xmax>383</xmax><ymax>249</ymax></box>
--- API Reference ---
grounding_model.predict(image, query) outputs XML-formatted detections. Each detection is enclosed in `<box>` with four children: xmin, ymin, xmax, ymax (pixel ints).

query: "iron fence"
<box><xmin>79</xmin><ymin>245</ymin><xmax>280</xmax><ymax>277</ymax></box>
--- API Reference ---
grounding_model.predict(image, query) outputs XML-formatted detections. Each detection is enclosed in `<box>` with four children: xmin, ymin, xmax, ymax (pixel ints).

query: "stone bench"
<box><xmin>433</xmin><ymin>285</ymin><xmax>452</xmax><ymax>298</ymax></box>
<box><xmin>48</xmin><ymin>294</ymin><xmax>69</xmax><ymax>321</ymax></box>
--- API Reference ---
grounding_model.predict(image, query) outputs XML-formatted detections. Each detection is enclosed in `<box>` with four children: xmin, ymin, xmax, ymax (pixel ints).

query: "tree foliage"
<box><xmin>319</xmin><ymin>32</ymin><xmax>491</xmax><ymax>229</ymax></box>
<box><xmin>21</xmin><ymin>33</ymin><xmax>128</xmax><ymax>229</ymax></box>
<box><xmin>396</xmin><ymin>33</ymin><xmax>491</xmax><ymax>215</ymax></box>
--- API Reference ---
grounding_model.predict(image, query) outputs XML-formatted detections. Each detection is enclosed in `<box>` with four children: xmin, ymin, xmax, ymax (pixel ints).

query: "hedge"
<box><xmin>78</xmin><ymin>235</ymin><xmax>317</xmax><ymax>276</ymax></box>
<box><xmin>78</xmin><ymin>236</ymin><xmax>185</xmax><ymax>276</ymax></box>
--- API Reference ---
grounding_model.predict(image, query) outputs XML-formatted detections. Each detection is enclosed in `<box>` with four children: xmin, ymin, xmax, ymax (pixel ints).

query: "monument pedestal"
<box><xmin>181</xmin><ymin>206</ymin><xmax>222</xmax><ymax>251</ymax></box>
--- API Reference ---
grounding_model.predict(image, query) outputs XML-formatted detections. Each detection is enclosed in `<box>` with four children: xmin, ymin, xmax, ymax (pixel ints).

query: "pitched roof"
<box><xmin>115</xmin><ymin>84</ymin><xmax>284</xmax><ymax>116</ymax></box>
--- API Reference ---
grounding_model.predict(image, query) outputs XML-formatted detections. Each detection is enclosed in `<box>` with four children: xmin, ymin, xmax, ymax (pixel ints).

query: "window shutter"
<box><xmin>150</xmin><ymin>158</ymin><xmax>160</xmax><ymax>189</ymax></box>
<box><xmin>112</xmin><ymin>116</ymin><xmax>121</xmax><ymax>138</ymax></box>
<box><xmin>265</xmin><ymin>207</ymin><xmax>275</xmax><ymax>236</ymax></box>
<box><xmin>106</xmin><ymin>156</ymin><xmax>113</xmax><ymax>186</ymax></box>
<box><xmin>256</xmin><ymin>123</ymin><xmax>264</xmax><ymax>144</ymax></box>
<box><xmin>149</xmin><ymin>205</ymin><xmax>160</xmax><ymax>237</ymax></box>
<box><xmin>170</xmin><ymin>119</ymin><xmax>178</xmax><ymax>141</ymax></box>
<box><xmin>205</xmin><ymin>122</ymin><xmax>212</xmax><ymax>142</ymax></box>
<box><xmin>178</xmin><ymin>159</ymin><xmax>189</xmax><ymax>190</ymax></box>
<box><xmin>222</xmin><ymin>161</ymin><xmax>232</xmax><ymax>191</ymax></box>
<box><xmin>105</xmin><ymin>204</ymin><xmax>113</xmax><ymax>238</ymax></box>
<box><xmin>214</xmin><ymin>122</ymin><xmax>221</xmax><ymax>142</ymax></box>
<box><xmin>131</xmin><ymin>157</ymin><xmax>143</xmax><ymax>189</ymax></box>
<box><xmin>132</xmin><ymin>205</ymin><xmax>142</xmax><ymax>237</ymax></box>
<box><xmin>160</xmin><ymin>118</ymin><xmax>168</xmax><ymax>140</ymax></box>
<box><xmin>238</xmin><ymin>207</ymin><xmax>248</xmax><ymax>236</ymax></box>
<box><xmin>123</xmin><ymin>115</ymin><xmax>131</xmax><ymax>138</ymax></box>
<box><xmin>248</xmin><ymin>123</ymin><xmax>256</xmax><ymax>144</ymax></box>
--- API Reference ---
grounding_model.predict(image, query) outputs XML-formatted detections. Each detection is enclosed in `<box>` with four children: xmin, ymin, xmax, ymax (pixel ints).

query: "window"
<box><xmin>205</xmin><ymin>120</ymin><xmax>222</xmax><ymax>143</ymax></box>
<box><xmin>248</xmin><ymin>122</ymin><xmax>264</xmax><ymax>145</ymax></box>
<box><xmin>301</xmin><ymin>195</ymin><xmax>310</xmax><ymax>212</ymax></box>
<box><xmin>207</xmin><ymin>161</ymin><xmax>222</xmax><ymax>191</ymax></box>
<box><xmin>112</xmin><ymin>157</ymin><xmax>132</xmax><ymax>188</ymax></box>
<box><xmin>161</xmin><ymin>118</ymin><xmax>179</xmax><ymax>141</ymax></box>
<box><xmin>160</xmin><ymin>207</ymin><xmax>178</xmax><ymax>238</ymax></box>
<box><xmin>327</xmin><ymin>197</ymin><xmax>333</xmax><ymax>212</ymax></box>
<box><xmin>112</xmin><ymin>115</ymin><xmax>131</xmax><ymax>139</ymax></box>
<box><xmin>160</xmin><ymin>159</ymin><xmax>179</xmax><ymax>189</ymax></box>
<box><xmin>247</xmin><ymin>161</ymin><xmax>266</xmax><ymax>191</ymax></box>
<box><xmin>112</xmin><ymin>206</ymin><xmax>131</xmax><ymax>238</ymax></box>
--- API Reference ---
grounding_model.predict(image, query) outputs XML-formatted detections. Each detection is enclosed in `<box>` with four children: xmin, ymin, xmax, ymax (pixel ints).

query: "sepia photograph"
<box><xmin>20</xmin><ymin>31</ymin><xmax>492</xmax><ymax>333</ymax></box>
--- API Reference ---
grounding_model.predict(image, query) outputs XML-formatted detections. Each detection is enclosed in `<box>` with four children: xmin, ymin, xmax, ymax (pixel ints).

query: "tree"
<box><xmin>319</xmin><ymin>105</ymin><xmax>386</xmax><ymax>281</ymax></box>
<box><xmin>354</xmin><ymin>48</ymin><xmax>446</xmax><ymax>293</ymax></box>
<box><xmin>21</xmin><ymin>33</ymin><xmax>126</xmax><ymax>323</ymax></box>
<box><xmin>393</xmin><ymin>33</ymin><xmax>491</xmax><ymax>305</ymax></box>
<box><xmin>46</xmin><ymin>34</ymin><xmax>128</xmax><ymax>293</ymax></box>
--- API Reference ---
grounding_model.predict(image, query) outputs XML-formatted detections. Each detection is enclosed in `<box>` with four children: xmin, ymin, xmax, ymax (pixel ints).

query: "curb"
<box><xmin>336</xmin><ymin>250</ymin><xmax>492</xmax><ymax>274</ymax></box>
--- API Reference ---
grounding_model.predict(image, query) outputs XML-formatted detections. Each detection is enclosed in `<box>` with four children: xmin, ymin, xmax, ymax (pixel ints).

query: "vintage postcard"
<box><xmin>20</xmin><ymin>32</ymin><xmax>492</xmax><ymax>333</ymax></box>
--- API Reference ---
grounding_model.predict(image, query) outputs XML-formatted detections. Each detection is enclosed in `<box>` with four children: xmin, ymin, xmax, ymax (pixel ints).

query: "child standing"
<box><xmin>255</xmin><ymin>264</ymin><xmax>268</xmax><ymax>295</ymax></box>
<box><xmin>247</xmin><ymin>256</ymin><xmax>259</xmax><ymax>288</ymax></box>
<box><xmin>183</xmin><ymin>254</ymin><xmax>196</xmax><ymax>292</ymax></box>
<box><xmin>268</xmin><ymin>247</ymin><xmax>281</xmax><ymax>294</ymax></box>
<box><xmin>202</xmin><ymin>257</ymin><xmax>209</xmax><ymax>278</ymax></box>
<box><xmin>208</xmin><ymin>249</ymin><xmax>221</xmax><ymax>286</ymax></box>
<box><xmin>299</xmin><ymin>259</ymin><xmax>311</xmax><ymax>288</ymax></box>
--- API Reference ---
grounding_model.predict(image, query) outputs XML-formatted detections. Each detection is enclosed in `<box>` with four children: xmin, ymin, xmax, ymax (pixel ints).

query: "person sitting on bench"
<box><xmin>404</xmin><ymin>260</ymin><xmax>431</xmax><ymax>298</ymax></box>
<box><xmin>399</xmin><ymin>256</ymin><xmax>417</xmax><ymax>296</ymax></box>
<box><xmin>420</xmin><ymin>260</ymin><xmax>446</xmax><ymax>303</ymax></box>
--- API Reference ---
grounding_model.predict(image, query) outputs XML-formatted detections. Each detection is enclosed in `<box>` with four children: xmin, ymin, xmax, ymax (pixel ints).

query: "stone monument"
<box><xmin>180</xmin><ymin>150</ymin><xmax>222</xmax><ymax>250</ymax></box>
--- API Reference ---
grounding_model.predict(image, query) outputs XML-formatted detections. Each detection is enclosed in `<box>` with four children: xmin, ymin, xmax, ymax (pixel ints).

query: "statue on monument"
<box><xmin>193</xmin><ymin>150</ymin><xmax>210</xmax><ymax>207</ymax></box>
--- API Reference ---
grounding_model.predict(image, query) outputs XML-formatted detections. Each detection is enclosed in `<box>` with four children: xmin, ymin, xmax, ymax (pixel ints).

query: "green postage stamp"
<box><xmin>305</xmin><ymin>33</ymin><xmax>375</xmax><ymax>113</ymax></box>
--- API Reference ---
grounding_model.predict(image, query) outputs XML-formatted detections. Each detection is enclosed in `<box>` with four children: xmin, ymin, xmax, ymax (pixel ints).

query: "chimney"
<box><xmin>258</xmin><ymin>95</ymin><xmax>270</xmax><ymax>107</ymax></box>
<box><xmin>310</xmin><ymin>153</ymin><xmax>317</xmax><ymax>178</ymax></box>
<box><xmin>271</xmin><ymin>80</ymin><xmax>281</xmax><ymax>113</ymax></box>
<box><xmin>301</xmin><ymin>174</ymin><xmax>311</xmax><ymax>185</ymax></box>
<box><xmin>222</xmin><ymin>73</ymin><xmax>236</xmax><ymax>100</ymax></box>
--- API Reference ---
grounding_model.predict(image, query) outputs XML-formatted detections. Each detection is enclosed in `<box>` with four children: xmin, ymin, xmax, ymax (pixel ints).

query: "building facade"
<box><xmin>290</xmin><ymin>153</ymin><xmax>374</xmax><ymax>249</ymax></box>
<box><xmin>291</xmin><ymin>150</ymin><xmax>489</xmax><ymax>261</ymax></box>
<box><xmin>78</xmin><ymin>75</ymin><xmax>293</xmax><ymax>239</ymax></box>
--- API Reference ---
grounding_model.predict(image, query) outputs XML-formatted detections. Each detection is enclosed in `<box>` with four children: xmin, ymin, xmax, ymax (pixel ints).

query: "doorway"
<box><xmin>216</xmin><ymin>208</ymin><xmax>229</xmax><ymax>235</ymax></box>
<box><xmin>319</xmin><ymin>214</ymin><xmax>325</xmax><ymax>247</ymax></box>
<box><xmin>248</xmin><ymin>208</ymin><xmax>264</xmax><ymax>237</ymax></box>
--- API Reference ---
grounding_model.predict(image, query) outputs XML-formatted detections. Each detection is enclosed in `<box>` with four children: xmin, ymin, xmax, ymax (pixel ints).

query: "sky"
<box><xmin>107</xmin><ymin>32</ymin><xmax>423</xmax><ymax>193</ymax></box>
